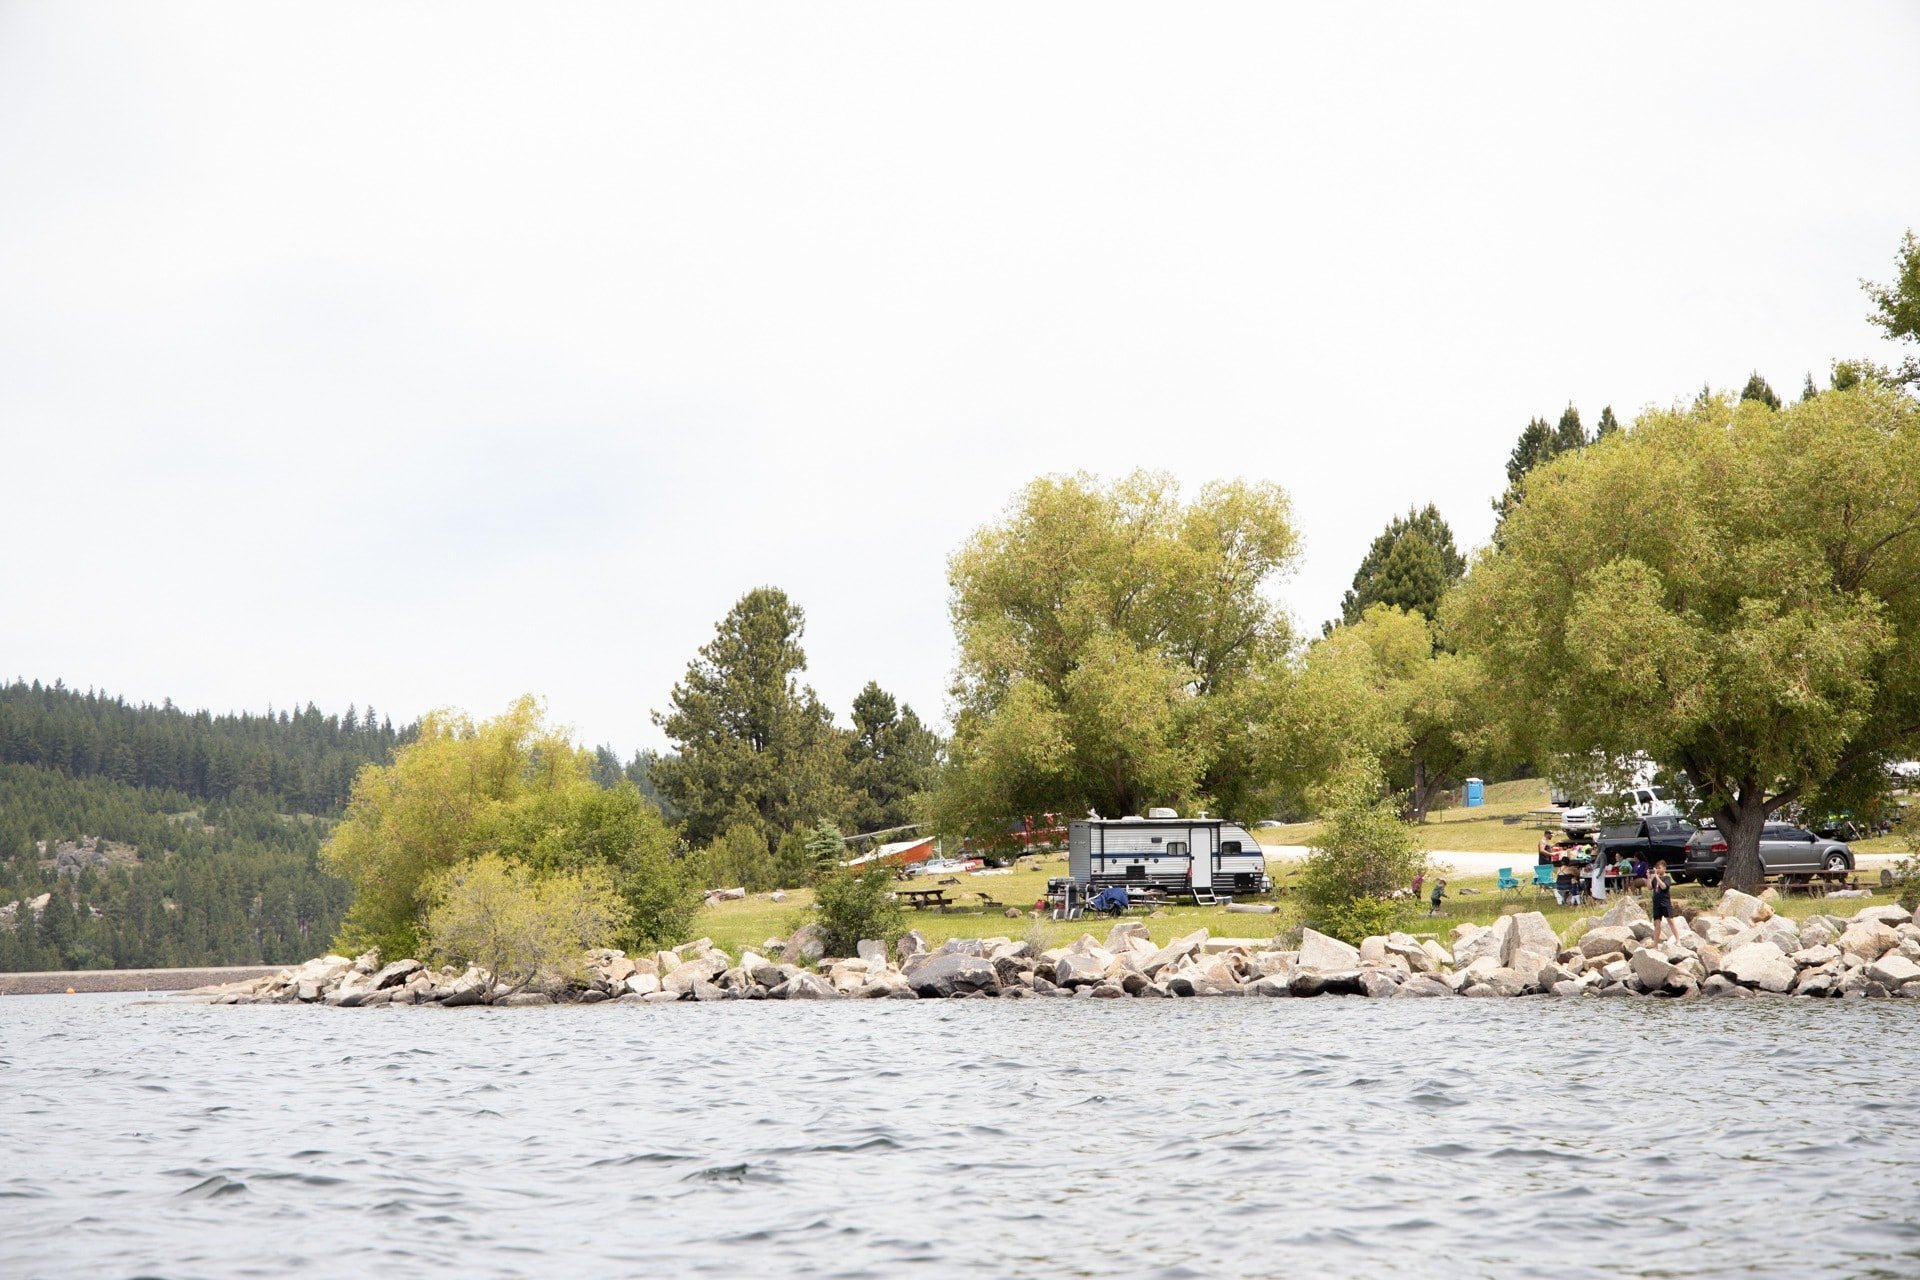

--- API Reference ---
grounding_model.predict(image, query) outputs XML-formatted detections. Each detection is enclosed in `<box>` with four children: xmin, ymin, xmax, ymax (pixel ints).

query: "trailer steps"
<box><xmin>1189</xmin><ymin>886</ymin><xmax>1220</xmax><ymax>906</ymax></box>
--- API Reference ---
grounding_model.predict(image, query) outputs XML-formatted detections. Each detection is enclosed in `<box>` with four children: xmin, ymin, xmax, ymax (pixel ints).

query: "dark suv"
<box><xmin>1594</xmin><ymin>816</ymin><xmax>1727</xmax><ymax>884</ymax></box>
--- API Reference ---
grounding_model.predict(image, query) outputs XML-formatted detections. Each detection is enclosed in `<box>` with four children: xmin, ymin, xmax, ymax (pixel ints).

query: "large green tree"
<box><xmin>1447</xmin><ymin>386</ymin><xmax>1920</xmax><ymax>891</ymax></box>
<box><xmin>651</xmin><ymin>588</ymin><xmax>849</xmax><ymax>847</ymax></box>
<box><xmin>322</xmin><ymin>697</ymin><xmax>700</xmax><ymax>959</ymax></box>
<box><xmin>844</xmin><ymin>682</ymin><xmax>939</xmax><ymax>834</ymax></box>
<box><xmin>1494</xmin><ymin>412</ymin><xmax>1587</xmax><ymax>534</ymax></box>
<box><xmin>1314</xmin><ymin>605</ymin><xmax>1493</xmax><ymax>822</ymax></box>
<box><xmin>1338</xmin><ymin>504</ymin><xmax>1465</xmax><ymax>625</ymax></box>
<box><xmin>937</xmin><ymin>471</ymin><xmax>1299</xmax><ymax>833</ymax></box>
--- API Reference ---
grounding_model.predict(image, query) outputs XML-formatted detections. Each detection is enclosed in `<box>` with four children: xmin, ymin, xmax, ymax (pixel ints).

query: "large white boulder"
<box><xmin>1452</xmin><ymin>917</ymin><xmax>1511</xmax><ymax>969</ymax></box>
<box><xmin>1297</xmin><ymin>928</ymin><xmax>1362</xmax><ymax>972</ymax></box>
<box><xmin>1712</xmin><ymin>889</ymin><xmax>1773</xmax><ymax>924</ymax></box>
<box><xmin>1865</xmin><ymin>953</ymin><xmax>1920</xmax><ymax>987</ymax></box>
<box><xmin>1851</xmin><ymin>904</ymin><xmax>1912</xmax><ymax>928</ymax></box>
<box><xmin>1837</xmin><ymin>920</ymin><xmax>1899</xmax><ymax>961</ymax></box>
<box><xmin>1717</xmin><ymin>941</ymin><xmax>1795</xmax><ymax>993</ymax></box>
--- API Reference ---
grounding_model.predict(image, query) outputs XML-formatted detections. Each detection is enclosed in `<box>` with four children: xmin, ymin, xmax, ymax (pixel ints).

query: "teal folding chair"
<box><xmin>1532</xmin><ymin>864</ymin><xmax>1555</xmax><ymax>895</ymax></box>
<box><xmin>1496</xmin><ymin>867</ymin><xmax>1522</xmax><ymax>894</ymax></box>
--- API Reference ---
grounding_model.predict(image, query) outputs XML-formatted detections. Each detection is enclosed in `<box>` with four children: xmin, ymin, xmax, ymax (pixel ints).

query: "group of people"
<box><xmin>1537</xmin><ymin>830</ymin><xmax>1649</xmax><ymax>905</ymax></box>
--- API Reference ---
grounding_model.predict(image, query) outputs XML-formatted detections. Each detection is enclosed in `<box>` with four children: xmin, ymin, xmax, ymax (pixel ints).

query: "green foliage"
<box><xmin>1494</xmin><ymin>411</ymin><xmax>1591</xmax><ymax>534</ymax></box>
<box><xmin>1862</xmin><ymin>228</ymin><xmax>1920</xmax><ymax>389</ymax></box>
<box><xmin>810</xmin><ymin>864</ymin><xmax>905</xmax><ymax>957</ymax></box>
<box><xmin>702</xmin><ymin>821</ymin><xmax>777</xmax><ymax>893</ymax></box>
<box><xmin>1552</xmin><ymin>404</ymin><xmax>1587</xmax><ymax>454</ymax></box>
<box><xmin>1740</xmin><ymin>372</ymin><xmax>1781</xmax><ymax>410</ymax></box>
<box><xmin>323</xmin><ymin>698</ymin><xmax>700</xmax><ymax>959</ymax></box>
<box><xmin>845</xmin><ymin>683</ymin><xmax>939</xmax><ymax>835</ymax></box>
<box><xmin>1448</xmin><ymin>386</ymin><xmax>1920</xmax><ymax>891</ymax></box>
<box><xmin>1338</xmin><ymin>504</ymin><xmax>1465</xmax><ymax>625</ymax></box>
<box><xmin>0</xmin><ymin>679</ymin><xmax>403</xmax><ymax>816</ymax></box>
<box><xmin>1295</xmin><ymin>781</ymin><xmax>1423</xmax><ymax>943</ymax></box>
<box><xmin>803</xmin><ymin>820</ymin><xmax>846</xmax><ymax>882</ymax></box>
<box><xmin>1594</xmin><ymin>405</ymin><xmax>1621</xmax><ymax>438</ymax></box>
<box><xmin>651</xmin><ymin>588</ymin><xmax>850</xmax><ymax>848</ymax></box>
<box><xmin>1831</xmin><ymin>357</ymin><xmax>1894</xmax><ymax>392</ymax></box>
<box><xmin>772</xmin><ymin>829</ymin><xmax>816</xmax><ymax>889</ymax></box>
<box><xmin>422</xmin><ymin>854</ymin><xmax>623</xmax><ymax>995</ymax></box>
<box><xmin>939</xmin><ymin>471</ymin><xmax>1300</xmax><ymax>832</ymax></box>
<box><xmin>1312</xmin><ymin>606</ymin><xmax>1497</xmax><ymax>821</ymax></box>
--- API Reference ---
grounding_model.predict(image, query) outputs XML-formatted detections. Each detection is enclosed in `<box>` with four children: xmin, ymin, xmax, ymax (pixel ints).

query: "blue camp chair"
<box><xmin>1532</xmin><ymin>864</ymin><xmax>1555</xmax><ymax>894</ymax></box>
<box><xmin>1497</xmin><ymin>867</ymin><xmax>1521</xmax><ymax>894</ymax></box>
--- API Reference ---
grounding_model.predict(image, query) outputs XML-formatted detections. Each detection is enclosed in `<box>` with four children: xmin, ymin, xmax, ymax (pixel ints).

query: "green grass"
<box><xmin>689</xmin><ymin>849</ymin><xmax>1910</xmax><ymax>958</ymax></box>
<box><xmin>1261</xmin><ymin>778</ymin><xmax>1557</xmax><ymax>854</ymax></box>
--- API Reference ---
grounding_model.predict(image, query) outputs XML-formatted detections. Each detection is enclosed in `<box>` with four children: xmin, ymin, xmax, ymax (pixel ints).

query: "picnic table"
<box><xmin>896</xmin><ymin>887</ymin><xmax>953</xmax><ymax>911</ymax></box>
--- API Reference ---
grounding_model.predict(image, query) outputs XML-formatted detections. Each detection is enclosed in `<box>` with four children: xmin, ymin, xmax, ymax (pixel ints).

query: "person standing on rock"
<box><xmin>1649</xmin><ymin>860</ymin><xmax>1677</xmax><ymax>944</ymax></box>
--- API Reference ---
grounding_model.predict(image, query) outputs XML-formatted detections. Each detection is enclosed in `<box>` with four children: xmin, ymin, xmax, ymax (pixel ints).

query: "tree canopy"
<box><xmin>1338</xmin><ymin>504</ymin><xmax>1465</xmax><ymax>626</ymax></box>
<box><xmin>651</xmin><ymin>588</ymin><xmax>848</xmax><ymax>848</ymax></box>
<box><xmin>1446</xmin><ymin>386</ymin><xmax>1920</xmax><ymax>890</ymax></box>
<box><xmin>323</xmin><ymin>697</ymin><xmax>699</xmax><ymax>959</ymax></box>
<box><xmin>938</xmin><ymin>471</ymin><xmax>1299</xmax><ymax>832</ymax></box>
<box><xmin>1863</xmin><ymin>228</ymin><xmax>1920</xmax><ymax>388</ymax></box>
<box><xmin>844</xmin><ymin>682</ymin><xmax>939</xmax><ymax>835</ymax></box>
<box><xmin>1313</xmin><ymin>604</ymin><xmax>1493</xmax><ymax>821</ymax></box>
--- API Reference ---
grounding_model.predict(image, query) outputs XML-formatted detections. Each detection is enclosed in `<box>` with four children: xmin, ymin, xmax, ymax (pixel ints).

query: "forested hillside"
<box><xmin>0</xmin><ymin>682</ymin><xmax>404</xmax><ymax>972</ymax></box>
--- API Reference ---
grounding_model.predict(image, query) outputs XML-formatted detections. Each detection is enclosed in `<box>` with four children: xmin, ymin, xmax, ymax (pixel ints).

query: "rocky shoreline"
<box><xmin>187</xmin><ymin>889</ymin><xmax>1920</xmax><ymax>1006</ymax></box>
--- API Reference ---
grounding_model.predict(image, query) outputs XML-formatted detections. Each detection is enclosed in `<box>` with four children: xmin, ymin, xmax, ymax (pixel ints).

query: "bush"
<box><xmin>423</xmin><ymin>854</ymin><xmax>623</xmax><ymax>997</ymax></box>
<box><xmin>1297</xmin><ymin>788</ymin><xmax>1423</xmax><ymax>944</ymax></box>
<box><xmin>812</xmin><ymin>865</ymin><xmax>905</xmax><ymax>957</ymax></box>
<box><xmin>702</xmin><ymin>821</ymin><xmax>777</xmax><ymax>893</ymax></box>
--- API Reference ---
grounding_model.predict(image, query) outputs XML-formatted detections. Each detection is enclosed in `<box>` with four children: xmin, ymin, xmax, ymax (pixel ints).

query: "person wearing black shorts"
<box><xmin>1649</xmin><ymin>860</ymin><xmax>1677</xmax><ymax>944</ymax></box>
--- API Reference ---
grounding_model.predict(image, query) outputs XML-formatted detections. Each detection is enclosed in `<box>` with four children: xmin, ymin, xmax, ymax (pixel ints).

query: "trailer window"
<box><xmin>1166</xmin><ymin>841</ymin><xmax>1187</xmax><ymax>855</ymax></box>
<box><xmin>1221</xmin><ymin>841</ymin><xmax>1242</xmax><ymax>854</ymax></box>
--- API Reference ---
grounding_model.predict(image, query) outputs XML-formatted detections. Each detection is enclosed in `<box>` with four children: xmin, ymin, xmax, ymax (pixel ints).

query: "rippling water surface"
<box><xmin>3</xmin><ymin>994</ymin><xmax>1917</xmax><ymax>1278</ymax></box>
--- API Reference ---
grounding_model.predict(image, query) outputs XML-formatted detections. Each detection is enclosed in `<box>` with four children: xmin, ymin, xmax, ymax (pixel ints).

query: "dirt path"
<box><xmin>0</xmin><ymin>966</ymin><xmax>282</xmax><ymax>997</ymax></box>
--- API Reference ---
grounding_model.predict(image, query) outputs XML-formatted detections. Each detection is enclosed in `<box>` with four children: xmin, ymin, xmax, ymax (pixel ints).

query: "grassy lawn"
<box><xmin>1261</xmin><ymin>778</ymin><xmax>1556</xmax><ymax>853</ymax></box>
<box><xmin>690</xmin><ymin>847</ymin><xmax>1910</xmax><ymax>958</ymax></box>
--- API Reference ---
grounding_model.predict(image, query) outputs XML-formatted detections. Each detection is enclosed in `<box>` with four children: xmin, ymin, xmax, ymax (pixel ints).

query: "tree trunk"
<box><xmin>1404</xmin><ymin>750</ymin><xmax>1437</xmax><ymax>823</ymax></box>
<box><xmin>1714</xmin><ymin>795</ymin><xmax>1769</xmax><ymax>894</ymax></box>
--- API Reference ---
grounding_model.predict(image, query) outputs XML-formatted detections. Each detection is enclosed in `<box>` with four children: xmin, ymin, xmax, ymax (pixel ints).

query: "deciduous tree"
<box><xmin>1446</xmin><ymin>386</ymin><xmax>1920</xmax><ymax>891</ymax></box>
<box><xmin>1863</xmin><ymin>228</ymin><xmax>1920</xmax><ymax>389</ymax></box>
<box><xmin>938</xmin><ymin>471</ymin><xmax>1299</xmax><ymax>833</ymax></box>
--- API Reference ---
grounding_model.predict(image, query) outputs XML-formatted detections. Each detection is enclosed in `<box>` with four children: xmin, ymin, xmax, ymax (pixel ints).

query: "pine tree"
<box><xmin>1594</xmin><ymin>405</ymin><xmax>1620</xmax><ymax>438</ymax></box>
<box><xmin>1552</xmin><ymin>405</ymin><xmax>1586</xmax><ymax>453</ymax></box>
<box><xmin>651</xmin><ymin>589</ymin><xmax>850</xmax><ymax>846</ymax></box>
<box><xmin>1339</xmin><ymin>505</ymin><xmax>1465</xmax><ymax>625</ymax></box>
<box><xmin>1802</xmin><ymin>372</ymin><xmax>1819</xmax><ymax>402</ymax></box>
<box><xmin>1739</xmin><ymin>371</ymin><xmax>1781</xmax><ymax>410</ymax></box>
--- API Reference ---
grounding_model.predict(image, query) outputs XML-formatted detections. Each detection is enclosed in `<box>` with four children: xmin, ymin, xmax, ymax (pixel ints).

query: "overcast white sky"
<box><xmin>3</xmin><ymin>3</ymin><xmax>1917</xmax><ymax>753</ymax></box>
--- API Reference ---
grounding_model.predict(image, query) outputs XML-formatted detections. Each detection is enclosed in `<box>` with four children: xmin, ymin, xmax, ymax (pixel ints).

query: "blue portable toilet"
<box><xmin>1464</xmin><ymin>777</ymin><xmax>1485</xmax><ymax>807</ymax></box>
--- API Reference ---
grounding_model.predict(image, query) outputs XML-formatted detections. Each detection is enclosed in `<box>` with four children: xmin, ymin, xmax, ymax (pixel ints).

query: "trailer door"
<box><xmin>1186</xmin><ymin>828</ymin><xmax>1212</xmax><ymax>891</ymax></box>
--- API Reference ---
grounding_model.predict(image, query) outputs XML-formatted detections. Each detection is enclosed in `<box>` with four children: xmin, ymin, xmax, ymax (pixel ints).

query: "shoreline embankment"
<box><xmin>0</xmin><ymin>966</ymin><xmax>282</xmax><ymax>997</ymax></box>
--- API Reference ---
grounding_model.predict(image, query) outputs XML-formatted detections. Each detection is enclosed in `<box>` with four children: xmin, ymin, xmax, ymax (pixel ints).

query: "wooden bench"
<box><xmin>1765</xmin><ymin>869</ymin><xmax>1864</xmax><ymax>897</ymax></box>
<box><xmin>896</xmin><ymin>888</ymin><xmax>953</xmax><ymax>911</ymax></box>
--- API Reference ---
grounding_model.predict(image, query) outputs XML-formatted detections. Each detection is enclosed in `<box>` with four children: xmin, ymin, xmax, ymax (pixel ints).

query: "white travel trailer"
<box><xmin>1067</xmin><ymin>809</ymin><xmax>1270</xmax><ymax>901</ymax></box>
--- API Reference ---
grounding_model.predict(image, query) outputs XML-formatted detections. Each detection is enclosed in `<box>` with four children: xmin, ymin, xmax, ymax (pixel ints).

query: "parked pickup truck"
<box><xmin>1593</xmin><ymin>816</ymin><xmax>1725</xmax><ymax>883</ymax></box>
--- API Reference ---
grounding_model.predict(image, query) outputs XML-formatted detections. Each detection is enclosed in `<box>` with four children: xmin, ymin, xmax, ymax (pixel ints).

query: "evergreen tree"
<box><xmin>1552</xmin><ymin>405</ymin><xmax>1586</xmax><ymax>453</ymax></box>
<box><xmin>1802</xmin><ymin>372</ymin><xmax>1820</xmax><ymax>402</ymax></box>
<box><xmin>651</xmin><ymin>589</ymin><xmax>850</xmax><ymax>846</ymax></box>
<box><xmin>1594</xmin><ymin>405</ymin><xmax>1620</xmax><ymax>439</ymax></box>
<box><xmin>1739</xmin><ymin>371</ymin><xmax>1781</xmax><ymax>410</ymax></box>
<box><xmin>844</xmin><ymin>683</ymin><xmax>939</xmax><ymax>834</ymax></box>
<box><xmin>1339</xmin><ymin>505</ymin><xmax>1465</xmax><ymax>625</ymax></box>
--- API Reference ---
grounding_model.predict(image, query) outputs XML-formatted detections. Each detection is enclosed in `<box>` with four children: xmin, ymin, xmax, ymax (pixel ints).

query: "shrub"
<box><xmin>702</xmin><ymin>821</ymin><xmax>777</xmax><ymax>893</ymax></box>
<box><xmin>812</xmin><ymin>865</ymin><xmax>905</xmax><ymax>957</ymax></box>
<box><xmin>423</xmin><ymin>854</ymin><xmax>623</xmax><ymax>997</ymax></box>
<box><xmin>1297</xmin><ymin>785</ymin><xmax>1423</xmax><ymax>943</ymax></box>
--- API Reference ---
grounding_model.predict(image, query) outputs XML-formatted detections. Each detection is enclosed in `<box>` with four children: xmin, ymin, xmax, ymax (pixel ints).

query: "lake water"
<box><xmin>3</xmin><ymin>993</ymin><xmax>1916</xmax><ymax>1279</ymax></box>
